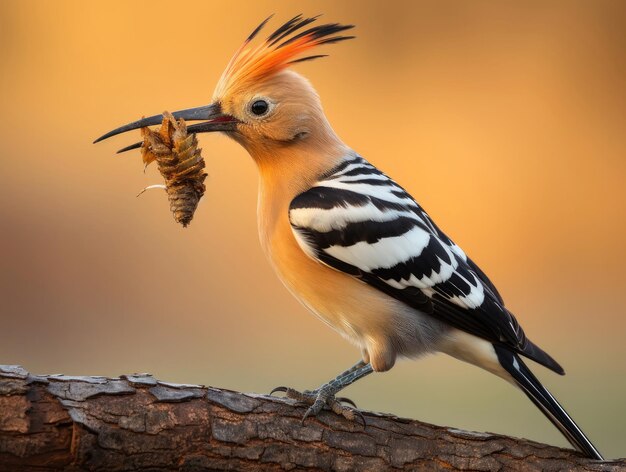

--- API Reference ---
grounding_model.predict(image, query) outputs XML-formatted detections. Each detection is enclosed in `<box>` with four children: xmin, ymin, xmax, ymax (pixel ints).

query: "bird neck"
<box><xmin>251</xmin><ymin>135</ymin><xmax>351</xmax><ymax>260</ymax></box>
<box><xmin>250</xmin><ymin>123</ymin><xmax>350</xmax><ymax>198</ymax></box>
<box><xmin>257</xmin><ymin>143</ymin><xmax>349</xmax><ymax>198</ymax></box>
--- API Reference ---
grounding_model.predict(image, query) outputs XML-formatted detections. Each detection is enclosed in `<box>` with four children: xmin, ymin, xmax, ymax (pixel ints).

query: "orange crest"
<box><xmin>213</xmin><ymin>15</ymin><xmax>354</xmax><ymax>98</ymax></box>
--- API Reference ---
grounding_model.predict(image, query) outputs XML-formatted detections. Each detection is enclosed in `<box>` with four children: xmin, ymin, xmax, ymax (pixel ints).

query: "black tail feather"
<box><xmin>493</xmin><ymin>345</ymin><xmax>603</xmax><ymax>460</ymax></box>
<box><xmin>520</xmin><ymin>338</ymin><xmax>565</xmax><ymax>375</ymax></box>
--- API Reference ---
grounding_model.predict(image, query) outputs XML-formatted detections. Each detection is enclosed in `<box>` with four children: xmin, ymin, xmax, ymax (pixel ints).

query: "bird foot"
<box><xmin>269</xmin><ymin>386</ymin><xmax>365</xmax><ymax>426</ymax></box>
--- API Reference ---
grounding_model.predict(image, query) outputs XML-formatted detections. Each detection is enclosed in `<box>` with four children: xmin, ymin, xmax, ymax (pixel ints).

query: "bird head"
<box><xmin>95</xmin><ymin>15</ymin><xmax>354</xmax><ymax>163</ymax></box>
<box><xmin>216</xmin><ymin>70</ymin><xmax>328</xmax><ymax>154</ymax></box>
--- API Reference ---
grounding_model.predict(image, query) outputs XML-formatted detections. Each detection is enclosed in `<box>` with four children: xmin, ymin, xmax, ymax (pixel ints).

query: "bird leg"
<box><xmin>270</xmin><ymin>360</ymin><xmax>373</xmax><ymax>425</ymax></box>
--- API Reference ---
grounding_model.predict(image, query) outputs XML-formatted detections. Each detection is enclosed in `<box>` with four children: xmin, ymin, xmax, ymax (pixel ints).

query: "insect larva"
<box><xmin>139</xmin><ymin>112</ymin><xmax>207</xmax><ymax>227</ymax></box>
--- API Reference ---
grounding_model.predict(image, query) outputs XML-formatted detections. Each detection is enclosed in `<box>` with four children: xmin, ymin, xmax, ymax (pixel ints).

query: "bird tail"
<box><xmin>520</xmin><ymin>338</ymin><xmax>565</xmax><ymax>375</ymax></box>
<box><xmin>493</xmin><ymin>344</ymin><xmax>604</xmax><ymax>460</ymax></box>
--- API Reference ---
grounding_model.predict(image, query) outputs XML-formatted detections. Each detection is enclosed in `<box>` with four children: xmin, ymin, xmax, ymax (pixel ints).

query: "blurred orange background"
<box><xmin>1</xmin><ymin>0</ymin><xmax>625</xmax><ymax>459</ymax></box>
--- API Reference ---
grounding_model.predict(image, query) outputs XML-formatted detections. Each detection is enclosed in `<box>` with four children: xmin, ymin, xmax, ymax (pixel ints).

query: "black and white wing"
<box><xmin>289</xmin><ymin>154</ymin><xmax>563</xmax><ymax>373</ymax></box>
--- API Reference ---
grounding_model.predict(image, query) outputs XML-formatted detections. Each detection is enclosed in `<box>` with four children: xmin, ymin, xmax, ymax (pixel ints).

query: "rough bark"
<box><xmin>0</xmin><ymin>365</ymin><xmax>623</xmax><ymax>472</ymax></box>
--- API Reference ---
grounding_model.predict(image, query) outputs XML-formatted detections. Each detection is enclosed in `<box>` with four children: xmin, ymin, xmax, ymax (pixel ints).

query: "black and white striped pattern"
<box><xmin>289</xmin><ymin>154</ymin><xmax>532</xmax><ymax>356</ymax></box>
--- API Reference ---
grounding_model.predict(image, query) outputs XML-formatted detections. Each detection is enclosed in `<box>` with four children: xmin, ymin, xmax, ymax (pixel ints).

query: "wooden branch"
<box><xmin>0</xmin><ymin>366</ymin><xmax>622</xmax><ymax>471</ymax></box>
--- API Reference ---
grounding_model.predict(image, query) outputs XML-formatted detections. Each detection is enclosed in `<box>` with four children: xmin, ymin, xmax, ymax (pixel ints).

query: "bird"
<box><xmin>95</xmin><ymin>15</ymin><xmax>603</xmax><ymax>460</ymax></box>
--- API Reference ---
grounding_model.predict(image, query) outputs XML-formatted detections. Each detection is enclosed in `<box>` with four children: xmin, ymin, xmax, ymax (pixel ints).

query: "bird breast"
<box><xmin>255</xmin><ymin>169</ymin><xmax>446</xmax><ymax>372</ymax></box>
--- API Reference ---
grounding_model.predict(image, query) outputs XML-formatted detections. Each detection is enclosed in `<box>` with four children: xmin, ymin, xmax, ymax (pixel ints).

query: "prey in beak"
<box><xmin>93</xmin><ymin>103</ymin><xmax>238</xmax><ymax>153</ymax></box>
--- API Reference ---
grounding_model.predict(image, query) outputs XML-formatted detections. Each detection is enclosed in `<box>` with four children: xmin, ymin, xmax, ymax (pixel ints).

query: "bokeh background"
<box><xmin>1</xmin><ymin>0</ymin><xmax>625</xmax><ymax>458</ymax></box>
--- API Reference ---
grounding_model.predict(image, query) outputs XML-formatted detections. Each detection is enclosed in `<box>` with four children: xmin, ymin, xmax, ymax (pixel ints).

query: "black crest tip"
<box><xmin>247</xmin><ymin>14</ymin><xmax>274</xmax><ymax>42</ymax></box>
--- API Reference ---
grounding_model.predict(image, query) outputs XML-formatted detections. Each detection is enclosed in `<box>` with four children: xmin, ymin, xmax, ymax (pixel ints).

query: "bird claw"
<box><xmin>335</xmin><ymin>396</ymin><xmax>358</xmax><ymax>409</ymax></box>
<box><xmin>329</xmin><ymin>399</ymin><xmax>366</xmax><ymax>427</ymax></box>
<box><xmin>269</xmin><ymin>386</ymin><xmax>288</xmax><ymax>396</ymax></box>
<box><xmin>302</xmin><ymin>397</ymin><xmax>326</xmax><ymax>425</ymax></box>
<box><xmin>269</xmin><ymin>386</ymin><xmax>364</xmax><ymax>427</ymax></box>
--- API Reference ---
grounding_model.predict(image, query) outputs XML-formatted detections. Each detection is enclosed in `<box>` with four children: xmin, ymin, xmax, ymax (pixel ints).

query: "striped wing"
<box><xmin>289</xmin><ymin>155</ymin><xmax>527</xmax><ymax>351</ymax></box>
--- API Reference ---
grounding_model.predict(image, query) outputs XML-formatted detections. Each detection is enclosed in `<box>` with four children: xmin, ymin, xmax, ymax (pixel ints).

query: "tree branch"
<box><xmin>0</xmin><ymin>365</ymin><xmax>622</xmax><ymax>471</ymax></box>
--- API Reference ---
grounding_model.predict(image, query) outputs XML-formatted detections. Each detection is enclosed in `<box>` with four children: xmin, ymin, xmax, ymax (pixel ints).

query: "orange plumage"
<box><xmin>213</xmin><ymin>15</ymin><xmax>354</xmax><ymax>98</ymax></box>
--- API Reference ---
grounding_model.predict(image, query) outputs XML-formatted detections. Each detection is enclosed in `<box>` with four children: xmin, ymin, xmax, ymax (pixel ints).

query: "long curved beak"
<box><xmin>93</xmin><ymin>103</ymin><xmax>238</xmax><ymax>153</ymax></box>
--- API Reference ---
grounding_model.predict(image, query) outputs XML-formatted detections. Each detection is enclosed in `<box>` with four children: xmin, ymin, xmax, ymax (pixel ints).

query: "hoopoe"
<box><xmin>95</xmin><ymin>15</ymin><xmax>603</xmax><ymax>460</ymax></box>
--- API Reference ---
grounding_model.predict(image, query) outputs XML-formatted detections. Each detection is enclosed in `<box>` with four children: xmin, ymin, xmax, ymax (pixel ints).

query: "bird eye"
<box><xmin>250</xmin><ymin>99</ymin><xmax>269</xmax><ymax>116</ymax></box>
